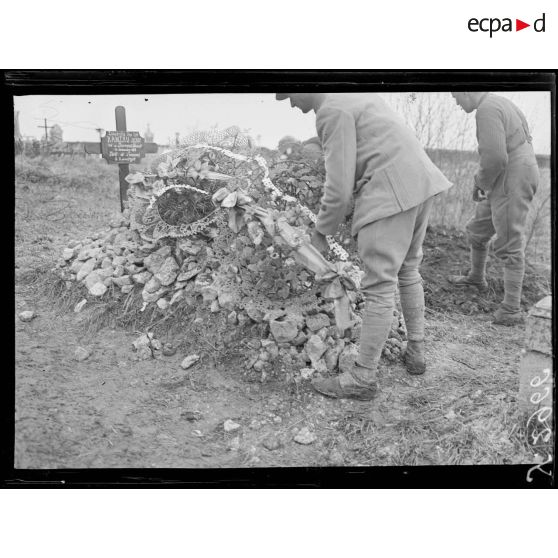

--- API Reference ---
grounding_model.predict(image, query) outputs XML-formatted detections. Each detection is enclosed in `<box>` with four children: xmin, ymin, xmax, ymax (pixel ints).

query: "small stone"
<box><xmin>217</xmin><ymin>290</ymin><xmax>236</xmax><ymax>310</ymax></box>
<box><xmin>300</xmin><ymin>368</ymin><xmax>315</xmax><ymax>380</ymax></box>
<box><xmin>223</xmin><ymin>419</ymin><xmax>241</xmax><ymax>432</ymax></box>
<box><xmin>338</xmin><ymin>343</ymin><xmax>359</xmax><ymax>374</ymax></box>
<box><xmin>194</xmin><ymin>277</ymin><xmax>212</xmax><ymax>293</ymax></box>
<box><xmin>314</xmin><ymin>358</ymin><xmax>328</xmax><ymax>375</ymax></box>
<box><xmin>74</xmin><ymin>299</ymin><xmax>87</xmax><ymax>313</ymax></box>
<box><xmin>262</xmin><ymin>435</ymin><xmax>282</xmax><ymax>451</ymax></box>
<box><xmin>292</xmin><ymin>331</ymin><xmax>307</xmax><ymax>346</ymax></box>
<box><xmin>227</xmin><ymin>311</ymin><xmax>238</xmax><ymax>325</ymax></box>
<box><xmin>89</xmin><ymin>282</ymin><xmax>107</xmax><ymax>297</ymax></box>
<box><xmin>62</xmin><ymin>248</ymin><xmax>75</xmax><ymax>261</ymax></box>
<box><xmin>178</xmin><ymin>239</ymin><xmax>203</xmax><ymax>255</ymax></box>
<box><xmin>324</xmin><ymin>341</ymin><xmax>344</xmax><ymax>371</ymax></box>
<box><xmin>156</xmin><ymin>298</ymin><xmax>169</xmax><ymax>310</ymax></box>
<box><xmin>315</xmin><ymin>327</ymin><xmax>328</xmax><ymax>341</ymax></box>
<box><xmin>145</xmin><ymin>276</ymin><xmax>162</xmax><ymax>293</ymax></box>
<box><xmin>269</xmin><ymin>319</ymin><xmax>298</xmax><ymax>343</ymax></box>
<box><xmin>74</xmin><ymin>346</ymin><xmax>91</xmax><ymax>362</ymax></box>
<box><xmin>181</xmin><ymin>410</ymin><xmax>201</xmax><ymax>421</ymax></box>
<box><xmin>162</xmin><ymin>343</ymin><xmax>177</xmax><ymax>356</ymax></box>
<box><xmin>120</xmin><ymin>285</ymin><xmax>133</xmax><ymax>294</ymax></box>
<box><xmin>142</xmin><ymin>287</ymin><xmax>168</xmax><ymax>303</ymax></box>
<box><xmin>210</xmin><ymin>299</ymin><xmax>220</xmax><ymax>313</ymax></box>
<box><xmin>126</xmin><ymin>264</ymin><xmax>142</xmax><ymax>275</ymax></box>
<box><xmin>328</xmin><ymin>449</ymin><xmax>345</xmax><ymax>466</ymax></box>
<box><xmin>237</xmin><ymin>312</ymin><xmax>251</xmax><ymax>327</ymax></box>
<box><xmin>181</xmin><ymin>354</ymin><xmax>200</xmax><ymax>369</ymax></box>
<box><xmin>84</xmin><ymin>271</ymin><xmax>102</xmax><ymax>290</ymax></box>
<box><xmin>144</xmin><ymin>246</ymin><xmax>172</xmax><ymax>274</ymax></box>
<box><xmin>154</xmin><ymin>257</ymin><xmax>179</xmax><ymax>286</ymax></box>
<box><xmin>18</xmin><ymin>310</ymin><xmax>35</xmax><ymax>322</ymax></box>
<box><xmin>228</xmin><ymin>437</ymin><xmax>241</xmax><ymax>451</ymax></box>
<box><xmin>76</xmin><ymin>247</ymin><xmax>94</xmax><ymax>261</ymax></box>
<box><xmin>113</xmin><ymin>265</ymin><xmax>125</xmax><ymax>277</ymax></box>
<box><xmin>306</xmin><ymin>313</ymin><xmax>331</xmax><ymax>332</ymax></box>
<box><xmin>259</xmin><ymin>350</ymin><xmax>270</xmax><ymax>362</ymax></box>
<box><xmin>245</xmin><ymin>303</ymin><xmax>265</xmax><ymax>323</ymax></box>
<box><xmin>132</xmin><ymin>270</ymin><xmax>152</xmax><ymax>285</ymax></box>
<box><xmin>177</xmin><ymin>267</ymin><xmax>202</xmax><ymax>282</ymax></box>
<box><xmin>201</xmin><ymin>286</ymin><xmax>218</xmax><ymax>302</ymax></box>
<box><xmin>261</xmin><ymin>339</ymin><xmax>279</xmax><ymax>359</ymax></box>
<box><xmin>169</xmin><ymin>290</ymin><xmax>184</xmax><ymax>305</ymax></box>
<box><xmin>305</xmin><ymin>335</ymin><xmax>327</xmax><ymax>368</ymax></box>
<box><xmin>70</xmin><ymin>259</ymin><xmax>84</xmax><ymax>274</ymax></box>
<box><xmin>76</xmin><ymin>258</ymin><xmax>96</xmax><ymax>281</ymax></box>
<box><xmin>294</xmin><ymin>427</ymin><xmax>317</xmax><ymax>445</ymax></box>
<box><xmin>263</xmin><ymin>309</ymin><xmax>287</xmax><ymax>322</ymax></box>
<box><xmin>96</xmin><ymin>267</ymin><xmax>114</xmax><ymax>280</ymax></box>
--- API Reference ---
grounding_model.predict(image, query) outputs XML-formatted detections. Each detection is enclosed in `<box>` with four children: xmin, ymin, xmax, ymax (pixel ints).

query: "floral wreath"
<box><xmin>127</xmin><ymin>144</ymin><xmax>350</xmax><ymax>261</ymax></box>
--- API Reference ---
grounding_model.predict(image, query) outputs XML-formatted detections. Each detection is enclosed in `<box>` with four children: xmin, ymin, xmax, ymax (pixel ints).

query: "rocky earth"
<box><xmin>54</xmin><ymin>144</ymin><xmax>406</xmax><ymax>381</ymax></box>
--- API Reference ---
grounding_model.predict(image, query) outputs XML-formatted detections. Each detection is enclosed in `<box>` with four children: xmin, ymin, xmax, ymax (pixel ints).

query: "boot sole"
<box><xmin>493</xmin><ymin>317</ymin><xmax>524</xmax><ymax>326</ymax></box>
<box><xmin>447</xmin><ymin>276</ymin><xmax>488</xmax><ymax>291</ymax></box>
<box><xmin>311</xmin><ymin>383</ymin><xmax>377</xmax><ymax>401</ymax></box>
<box><xmin>449</xmin><ymin>282</ymin><xmax>488</xmax><ymax>292</ymax></box>
<box><xmin>404</xmin><ymin>358</ymin><xmax>426</xmax><ymax>376</ymax></box>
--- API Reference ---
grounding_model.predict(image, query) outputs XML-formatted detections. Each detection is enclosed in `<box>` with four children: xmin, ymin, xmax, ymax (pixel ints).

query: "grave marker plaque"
<box><xmin>101</xmin><ymin>131</ymin><xmax>145</xmax><ymax>164</ymax></box>
<box><xmin>83</xmin><ymin>106</ymin><xmax>157</xmax><ymax>212</ymax></box>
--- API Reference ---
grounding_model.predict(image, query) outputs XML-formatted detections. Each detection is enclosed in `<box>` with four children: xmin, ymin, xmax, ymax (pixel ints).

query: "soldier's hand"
<box><xmin>310</xmin><ymin>230</ymin><xmax>329</xmax><ymax>255</ymax></box>
<box><xmin>473</xmin><ymin>186</ymin><xmax>487</xmax><ymax>202</ymax></box>
<box><xmin>472</xmin><ymin>174</ymin><xmax>487</xmax><ymax>202</ymax></box>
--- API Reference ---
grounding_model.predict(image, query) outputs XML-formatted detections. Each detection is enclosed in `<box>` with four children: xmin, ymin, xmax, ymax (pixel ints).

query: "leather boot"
<box><xmin>404</xmin><ymin>340</ymin><xmax>426</xmax><ymax>375</ymax></box>
<box><xmin>447</xmin><ymin>247</ymin><xmax>488</xmax><ymax>291</ymax></box>
<box><xmin>493</xmin><ymin>305</ymin><xmax>524</xmax><ymax>326</ymax></box>
<box><xmin>311</xmin><ymin>363</ymin><xmax>378</xmax><ymax>401</ymax></box>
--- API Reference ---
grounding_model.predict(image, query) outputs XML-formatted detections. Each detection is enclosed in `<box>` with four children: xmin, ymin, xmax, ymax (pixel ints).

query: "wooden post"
<box><xmin>82</xmin><ymin>106</ymin><xmax>157</xmax><ymax>211</ymax></box>
<box><xmin>518</xmin><ymin>296</ymin><xmax>553</xmax><ymax>421</ymax></box>
<box><xmin>115</xmin><ymin>106</ymin><xmax>129</xmax><ymax>212</ymax></box>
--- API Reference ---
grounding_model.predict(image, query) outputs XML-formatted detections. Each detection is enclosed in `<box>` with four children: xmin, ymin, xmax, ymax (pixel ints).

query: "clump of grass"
<box><xmin>15</xmin><ymin>156</ymin><xmax>60</xmax><ymax>187</ymax></box>
<box><xmin>16</xmin><ymin>155</ymin><xmax>118</xmax><ymax>194</ymax></box>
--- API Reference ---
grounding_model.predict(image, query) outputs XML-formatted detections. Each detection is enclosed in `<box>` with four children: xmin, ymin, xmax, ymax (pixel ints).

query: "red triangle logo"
<box><xmin>516</xmin><ymin>19</ymin><xmax>530</xmax><ymax>31</ymax></box>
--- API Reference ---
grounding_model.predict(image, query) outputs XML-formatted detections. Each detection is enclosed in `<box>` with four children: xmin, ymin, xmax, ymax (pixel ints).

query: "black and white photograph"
<box><xmin>10</xmin><ymin>73</ymin><xmax>554</xmax><ymax>481</ymax></box>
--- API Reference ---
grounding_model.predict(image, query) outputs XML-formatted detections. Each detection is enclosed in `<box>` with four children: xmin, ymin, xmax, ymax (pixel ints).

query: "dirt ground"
<box><xmin>14</xmin><ymin>156</ymin><xmax>551</xmax><ymax>469</ymax></box>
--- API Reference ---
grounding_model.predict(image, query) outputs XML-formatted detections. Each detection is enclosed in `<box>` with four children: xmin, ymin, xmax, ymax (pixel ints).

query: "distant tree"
<box><xmin>144</xmin><ymin>123</ymin><xmax>154</xmax><ymax>143</ymax></box>
<box><xmin>49</xmin><ymin>124</ymin><xmax>63</xmax><ymax>143</ymax></box>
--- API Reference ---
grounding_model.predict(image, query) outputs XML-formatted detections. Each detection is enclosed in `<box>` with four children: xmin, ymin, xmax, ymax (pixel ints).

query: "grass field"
<box><xmin>14</xmin><ymin>154</ymin><xmax>552</xmax><ymax>471</ymax></box>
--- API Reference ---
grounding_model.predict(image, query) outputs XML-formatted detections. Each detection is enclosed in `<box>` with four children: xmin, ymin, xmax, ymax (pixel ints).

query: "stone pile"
<box><xmin>55</xmin><ymin>138</ymin><xmax>407</xmax><ymax>380</ymax></box>
<box><xmin>56</xmin><ymin>215</ymin><xmax>406</xmax><ymax>378</ymax></box>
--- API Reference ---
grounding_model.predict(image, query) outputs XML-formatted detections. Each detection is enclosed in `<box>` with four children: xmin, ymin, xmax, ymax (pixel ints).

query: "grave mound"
<box><xmin>56</xmin><ymin>131</ymin><xmax>406</xmax><ymax>380</ymax></box>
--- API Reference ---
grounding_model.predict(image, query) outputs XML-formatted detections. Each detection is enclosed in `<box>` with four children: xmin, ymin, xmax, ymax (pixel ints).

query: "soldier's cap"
<box><xmin>275</xmin><ymin>93</ymin><xmax>290</xmax><ymax>100</ymax></box>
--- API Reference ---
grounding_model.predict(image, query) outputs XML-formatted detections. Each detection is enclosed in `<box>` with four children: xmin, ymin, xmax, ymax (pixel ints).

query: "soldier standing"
<box><xmin>448</xmin><ymin>92</ymin><xmax>540</xmax><ymax>325</ymax></box>
<box><xmin>276</xmin><ymin>93</ymin><xmax>452</xmax><ymax>400</ymax></box>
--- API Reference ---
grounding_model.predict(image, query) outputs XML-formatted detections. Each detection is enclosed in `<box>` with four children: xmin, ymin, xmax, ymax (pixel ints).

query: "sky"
<box><xmin>14</xmin><ymin>92</ymin><xmax>551</xmax><ymax>154</ymax></box>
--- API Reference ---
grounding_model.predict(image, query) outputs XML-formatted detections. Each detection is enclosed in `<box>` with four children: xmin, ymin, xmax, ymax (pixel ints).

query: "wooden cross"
<box><xmin>83</xmin><ymin>106</ymin><xmax>158</xmax><ymax>211</ymax></box>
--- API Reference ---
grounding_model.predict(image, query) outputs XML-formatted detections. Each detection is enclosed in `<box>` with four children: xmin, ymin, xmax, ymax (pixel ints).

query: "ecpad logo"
<box><xmin>468</xmin><ymin>13</ymin><xmax>546</xmax><ymax>37</ymax></box>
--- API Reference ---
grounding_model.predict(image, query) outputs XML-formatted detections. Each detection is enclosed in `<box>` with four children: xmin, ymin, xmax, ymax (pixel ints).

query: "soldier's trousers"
<box><xmin>466</xmin><ymin>143</ymin><xmax>539</xmax><ymax>268</ymax></box>
<box><xmin>355</xmin><ymin>197</ymin><xmax>434</xmax><ymax>372</ymax></box>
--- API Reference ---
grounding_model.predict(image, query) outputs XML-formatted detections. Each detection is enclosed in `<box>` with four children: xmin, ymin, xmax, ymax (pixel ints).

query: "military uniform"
<box><xmin>452</xmin><ymin>93</ymin><xmax>539</xmax><ymax>322</ymax></box>
<box><xmin>312</xmin><ymin>94</ymin><xmax>452</xmax><ymax>388</ymax></box>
